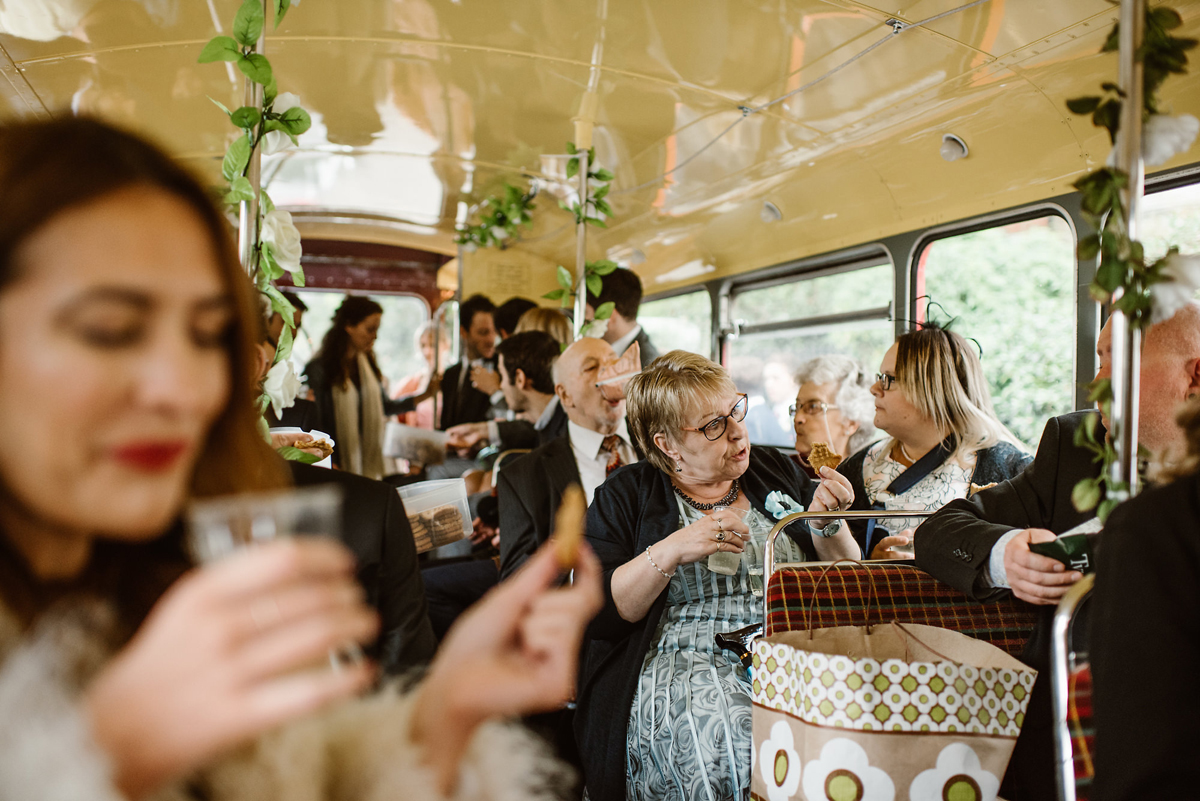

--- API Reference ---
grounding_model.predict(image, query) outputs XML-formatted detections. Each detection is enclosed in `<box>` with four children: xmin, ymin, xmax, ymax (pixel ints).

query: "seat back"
<box><xmin>1051</xmin><ymin>573</ymin><xmax>1094</xmax><ymax>801</ymax></box>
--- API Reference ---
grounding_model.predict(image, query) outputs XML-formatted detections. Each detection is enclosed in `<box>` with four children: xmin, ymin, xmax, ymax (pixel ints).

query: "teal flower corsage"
<box><xmin>765</xmin><ymin>491</ymin><xmax>804</xmax><ymax>520</ymax></box>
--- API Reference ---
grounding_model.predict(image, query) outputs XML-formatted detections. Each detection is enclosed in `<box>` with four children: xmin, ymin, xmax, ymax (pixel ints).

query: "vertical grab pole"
<box><xmin>236</xmin><ymin>0</ymin><xmax>268</xmax><ymax>273</ymax></box>
<box><xmin>1109</xmin><ymin>0</ymin><xmax>1146</xmax><ymax>498</ymax></box>
<box><xmin>573</xmin><ymin>147</ymin><xmax>590</xmax><ymax>338</ymax></box>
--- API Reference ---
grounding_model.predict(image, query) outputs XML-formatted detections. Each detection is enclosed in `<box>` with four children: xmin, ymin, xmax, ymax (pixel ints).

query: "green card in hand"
<box><xmin>1028</xmin><ymin>533</ymin><xmax>1095</xmax><ymax>575</ymax></box>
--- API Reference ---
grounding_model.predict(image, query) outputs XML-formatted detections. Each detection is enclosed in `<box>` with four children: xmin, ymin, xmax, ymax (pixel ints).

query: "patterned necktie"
<box><xmin>600</xmin><ymin>434</ymin><xmax>624</xmax><ymax>476</ymax></box>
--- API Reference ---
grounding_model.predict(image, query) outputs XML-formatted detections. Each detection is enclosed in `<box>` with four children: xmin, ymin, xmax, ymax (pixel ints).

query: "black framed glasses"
<box><xmin>875</xmin><ymin>372</ymin><xmax>898</xmax><ymax>391</ymax></box>
<box><xmin>789</xmin><ymin>400</ymin><xmax>839</xmax><ymax>417</ymax></box>
<box><xmin>681</xmin><ymin>394</ymin><xmax>749</xmax><ymax>441</ymax></box>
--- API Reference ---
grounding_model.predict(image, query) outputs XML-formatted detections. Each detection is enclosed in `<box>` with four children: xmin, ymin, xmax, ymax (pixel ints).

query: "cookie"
<box><xmin>969</xmin><ymin>482</ymin><xmax>997</xmax><ymax>496</ymax></box>
<box><xmin>553</xmin><ymin>485</ymin><xmax>587</xmax><ymax>570</ymax></box>
<box><xmin>808</xmin><ymin>441</ymin><xmax>844</xmax><ymax>473</ymax></box>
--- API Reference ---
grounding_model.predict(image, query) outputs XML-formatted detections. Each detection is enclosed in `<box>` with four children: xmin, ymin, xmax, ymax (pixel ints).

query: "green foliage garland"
<box><xmin>560</xmin><ymin>141</ymin><xmax>614</xmax><ymax>228</ymax></box>
<box><xmin>454</xmin><ymin>184</ymin><xmax>537</xmax><ymax>251</ymax></box>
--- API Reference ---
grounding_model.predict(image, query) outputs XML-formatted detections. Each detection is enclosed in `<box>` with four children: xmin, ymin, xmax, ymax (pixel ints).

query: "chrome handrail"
<box><xmin>763</xmin><ymin>509</ymin><xmax>931</xmax><ymax>624</ymax></box>
<box><xmin>1050</xmin><ymin>572</ymin><xmax>1095</xmax><ymax>801</ymax></box>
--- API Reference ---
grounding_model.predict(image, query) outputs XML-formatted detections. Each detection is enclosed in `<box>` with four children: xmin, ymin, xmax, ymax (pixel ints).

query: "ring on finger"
<box><xmin>715</xmin><ymin>530</ymin><xmax>726</xmax><ymax>542</ymax></box>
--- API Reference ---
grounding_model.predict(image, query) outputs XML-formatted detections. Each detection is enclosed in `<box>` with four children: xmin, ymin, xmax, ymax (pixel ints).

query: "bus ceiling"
<box><xmin>1</xmin><ymin>0</ymin><xmax>1199</xmax><ymax>298</ymax></box>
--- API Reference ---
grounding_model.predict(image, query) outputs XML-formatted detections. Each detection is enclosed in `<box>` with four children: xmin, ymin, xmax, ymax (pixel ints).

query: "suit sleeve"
<box><xmin>914</xmin><ymin>417</ymin><xmax>1064</xmax><ymax>601</ymax></box>
<box><xmin>584</xmin><ymin>475</ymin><xmax>647</xmax><ymax>642</ymax></box>
<box><xmin>376</xmin><ymin>488</ymin><xmax>437</xmax><ymax>673</ymax></box>
<box><xmin>498</xmin><ymin>466</ymin><xmax>543</xmax><ymax>580</ymax></box>
<box><xmin>1091</xmin><ymin>477</ymin><xmax>1200</xmax><ymax>800</ymax></box>
<box><xmin>495</xmin><ymin>420</ymin><xmax>539</xmax><ymax>451</ymax></box>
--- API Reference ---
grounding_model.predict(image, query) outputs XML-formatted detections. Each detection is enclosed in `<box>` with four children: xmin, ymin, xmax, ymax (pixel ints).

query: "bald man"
<box><xmin>497</xmin><ymin>337</ymin><xmax>638</xmax><ymax>578</ymax></box>
<box><xmin>915</xmin><ymin>302</ymin><xmax>1200</xmax><ymax>800</ymax></box>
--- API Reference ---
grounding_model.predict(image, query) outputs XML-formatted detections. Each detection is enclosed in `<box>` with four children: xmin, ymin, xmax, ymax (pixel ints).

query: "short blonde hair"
<box><xmin>626</xmin><ymin>350</ymin><xmax>738</xmax><ymax>474</ymax></box>
<box><xmin>514</xmin><ymin>307</ymin><xmax>573</xmax><ymax>347</ymax></box>
<box><xmin>894</xmin><ymin>327</ymin><xmax>1025</xmax><ymax>460</ymax></box>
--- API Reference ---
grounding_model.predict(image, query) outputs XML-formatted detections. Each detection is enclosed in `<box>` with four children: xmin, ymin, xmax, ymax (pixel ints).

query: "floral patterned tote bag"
<box><xmin>750</xmin><ymin>622</ymin><xmax>1036</xmax><ymax>801</ymax></box>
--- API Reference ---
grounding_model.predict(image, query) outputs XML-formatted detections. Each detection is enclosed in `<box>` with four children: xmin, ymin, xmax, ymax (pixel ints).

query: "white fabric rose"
<box><xmin>273</xmin><ymin>92</ymin><xmax>302</xmax><ymax>114</ymax></box>
<box><xmin>262</xmin><ymin>209</ymin><xmax>303</xmax><ymax>274</ymax></box>
<box><xmin>263</xmin><ymin>359</ymin><xmax>302</xmax><ymax>418</ymax></box>
<box><xmin>262</xmin><ymin>130</ymin><xmax>293</xmax><ymax>155</ymax></box>
<box><xmin>1142</xmin><ymin>113</ymin><xmax>1200</xmax><ymax>167</ymax></box>
<box><xmin>579</xmin><ymin>317</ymin><xmax>609</xmax><ymax>340</ymax></box>
<box><xmin>1151</xmin><ymin>250</ymin><xmax>1200</xmax><ymax>324</ymax></box>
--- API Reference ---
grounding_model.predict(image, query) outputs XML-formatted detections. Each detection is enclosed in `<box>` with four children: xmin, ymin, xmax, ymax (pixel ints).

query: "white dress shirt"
<box><xmin>568</xmin><ymin>418</ymin><xmax>636</xmax><ymax>504</ymax></box>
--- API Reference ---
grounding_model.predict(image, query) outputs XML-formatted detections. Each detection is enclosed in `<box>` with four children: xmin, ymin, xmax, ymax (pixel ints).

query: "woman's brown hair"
<box><xmin>0</xmin><ymin>117</ymin><xmax>287</xmax><ymax>627</ymax></box>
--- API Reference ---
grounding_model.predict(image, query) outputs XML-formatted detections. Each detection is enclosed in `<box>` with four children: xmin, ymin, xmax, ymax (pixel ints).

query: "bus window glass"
<box><xmin>289</xmin><ymin>292</ymin><xmax>430</xmax><ymax>391</ymax></box>
<box><xmin>640</xmin><ymin>291</ymin><xmax>712</xmax><ymax>357</ymax></box>
<box><xmin>727</xmin><ymin>262</ymin><xmax>893</xmax><ymax>448</ymax></box>
<box><xmin>916</xmin><ymin>215</ymin><xmax>1075</xmax><ymax>449</ymax></box>
<box><xmin>1142</xmin><ymin>183</ymin><xmax>1200</xmax><ymax>260</ymax></box>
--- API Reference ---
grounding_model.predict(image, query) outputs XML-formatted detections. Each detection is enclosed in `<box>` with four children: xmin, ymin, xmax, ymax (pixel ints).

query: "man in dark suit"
<box><xmin>499</xmin><ymin>336</ymin><xmax>637</xmax><ymax>578</ymax></box>
<box><xmin>438</xmin><ymin>293</ymin><xmax>498</xmax><ymax>429</ymax></box>
<box><xmin>288</xmin><ymin>461</ymin><xmax>437</xmax><ymax>674</ymax></box>
<box><xmin>585</xmin><ymin>267</ymin><xmax>660</xmax><ymax>369</ymax></box>
<box><xmin>915</xmin><ymin>302</ymin><xmax>1200</xmax><ymax>799</ymax></box>
<box><xmin>444</xmin><ymin>330</ymin><xmax>568</xmax><ymax>453</ymax></box>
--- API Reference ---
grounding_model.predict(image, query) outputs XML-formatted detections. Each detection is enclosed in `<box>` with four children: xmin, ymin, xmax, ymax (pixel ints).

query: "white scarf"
<box><xmin>331</xmin><ymin>352</ymin><xmax>386</xmax><ymax>479</ymax></box>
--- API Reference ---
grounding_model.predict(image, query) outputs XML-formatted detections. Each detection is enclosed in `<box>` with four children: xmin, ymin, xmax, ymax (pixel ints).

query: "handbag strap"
<box><xmin>889</xmin><ymin>621</ymin><xmax>964</xmax><ymax>666</ymax></box>
<box><xmin>804</xmin><ymin>559</ymin><xmax>881</xmax><ymax>634</ymax></box>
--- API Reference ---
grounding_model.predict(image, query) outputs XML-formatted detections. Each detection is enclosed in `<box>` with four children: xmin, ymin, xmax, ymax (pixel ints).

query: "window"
<box><xmin>640</xmin><ymin>290</ymin><xmax>713</xmax><ymax>357</ymax></box>
<box><xmin>725</xmin><ymin>261</ymin><xmax>894</xmax><ymax>447</ymax></box>
<box><xmin>288</xmin><ymin>291</ymin><xmax>431</xmax><ymax>391</ymax></box>
<box><xmin>915</xmin><ymin>214</ymin><xmax>1076</xmax><ymax>448</ymax></box>
<box><xmin>1143</xmin><ymin>182</ymin><xmax>1200</xmax><ymax>260</ymax></box>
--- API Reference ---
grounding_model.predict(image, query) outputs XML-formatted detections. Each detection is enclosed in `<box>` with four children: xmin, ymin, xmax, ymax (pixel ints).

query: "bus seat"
<box><xmin>1051</xmin><ymin>574</ymin><xmax>1095</xmax><ymax>801</ymax></box>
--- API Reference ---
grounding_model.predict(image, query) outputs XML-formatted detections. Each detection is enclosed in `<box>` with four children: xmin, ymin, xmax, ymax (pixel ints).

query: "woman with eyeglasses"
<box><xmin>791</xmin><ymin>354</ymin><xmax>878</xmax><ymax>477</ymax></box>
<box><xmin>575</xmin><ymin>351</ymin><xmax>859</xmax><ymax>801</ymax></box>
<box><xmin>837</xmin><ymin>326</ymin><xmax>1031</xmax><ymax>560</ymax></box>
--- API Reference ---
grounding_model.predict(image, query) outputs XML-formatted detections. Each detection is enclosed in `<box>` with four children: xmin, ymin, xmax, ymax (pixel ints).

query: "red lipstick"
<box><xmin>112</xmin><ymin>441</ymin><xmax>188</xmax><ymax>471</ymax></box>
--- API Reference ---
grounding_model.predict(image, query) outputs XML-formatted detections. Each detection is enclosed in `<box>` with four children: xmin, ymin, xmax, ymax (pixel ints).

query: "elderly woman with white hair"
<box><xmin>791</xmin><ymin>354</ymin><xmax>877</xmax><ymax>478</ymax></box>
<box><xmin>575</xmin><ymin>351</ymin><xmax>860</xmax><ymax>801</ymax></box>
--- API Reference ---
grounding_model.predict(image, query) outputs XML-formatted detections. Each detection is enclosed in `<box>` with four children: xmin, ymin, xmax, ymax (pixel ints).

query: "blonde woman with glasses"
<box><xmin>837</xmin><ymin>326</ymin><xmax>1031</xmax><ymax>560</ymax></box>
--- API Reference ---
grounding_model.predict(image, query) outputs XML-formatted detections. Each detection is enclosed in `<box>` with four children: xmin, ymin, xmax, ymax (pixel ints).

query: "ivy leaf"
<box><xmin>1066</xmin><ymin>96</ymin><xmax>1101</xmax><ymax>115</ymax></box>
<box><xmin>264</xmin><ymin>74</ymin><xmax>278</xmax><ymax>105</ymax></box>
<box><xmin>1077</xmin><ymin>234</ymin><xmax>1100</xmax><ymax>261</ymax></box>
<box><xmin>277</xmin><ymin>446</ymin><xmax>322</xmax><ymax>464</ymax></box>
<box><xmin>278</xmin><ymin>105</ymin><xmax>312</xmax><ymax>136</ymax></box>
<box><xmin>542</xmin><ymin>288</ymin><xmax>567</xmax><ymax>301</ymax></box>
<box><xmin>565</xmin><ymin>141</ymin><xmax>578</xmax><ymax>155</ymax></box>
<box><xmin>594</xmin><ymin>301</ymin><xmax>615</xmax><ymax>319</ymax></box>
<box><xmin>589</xmin><ymin>259</ymin><xmax>618</xmax><ymax>275</ymax></box>
<box><xmin>591</xmin><ymin>167</ymin><xmax>614</xmax><ymax>182</ymax></box>
<box><xmin>275</xmin><ymin>317</ymin><xmax>295</xmax><ymax>362</ymax></box>
<box><xmin>585</xmin><ymin>273</ymin><xmax>602</xmax><ymax>296</ymax></box>
<box><xmin>230</xmin><ymin>106</ymin><xmax>261</xmax><ymax>130</ymax></box>
<box><xmin>259</xmin><ymin>242</ymin><xmax>284</xmax><ymax>280</ymax></box>
<box><xmin>274</xmin><ymin>0</ymin><xmax>292</xmax><ymax>27</ymax></box>
<box><xmin>1095</xmin><ymin>256</ymin><xmax>1125</xmax><ymax>292</ymax></box>
<box><xmin>593</xmin><ymin>183</ymin><xmax>610</xmax><ymax>200</ymax></box>
<box><xmin>222</xmin><ymin>134</ymin><xmax>253</xmax><ymax>182</ymax></box>
<box><xmin>556</xmin><ymin>265</ymin><xmax>574</xmax><ymax>291</ymax></box>
<box><xmin>260</xmin><ymin>188</ymin><xmax>275</xmax><ymax>214</ymax></box>
<box><xmin>566</xmin><ymin>157</ymin><xmax>579</xmax><ymax>180</ymax></box>
<box><xmin>199</xmin><ymin>36</ymin><xmax>241</xmax><ymax>64</ymax></box>
<box><xmin>1071</xmin><ymin>477</ymin><xmax>1102</xmax><ymax>513</ymax></box>
<box><xmin>1100</xmin><ymin>81</ymin><xmax>1124</xmax><ymax>96</ymax></box>
<box><xmin>224</xmin><ymin>175</ymin><xmax>255</xmax><ymax>204</ymax></box>
<box><xmin>233</xmin><ymin>0</ymin><xmax>265</xmax><ymax>48</ymax></box>
<box><xmin>1087</xmin><ymin>379</ymin><xmax>1112</xmax><ymax>405</ymax></box>
<box><xmin>1151</xmin><ymin>6</ymin><xmax>1183</xmax><ymax>30</ymax></box>
<box><xmin>208</xmin><ymin>96</ymin><xmax>233</xmax><ymax>116</ymax></box>
<box><xmin>237</xmin><ymin>53</ymin><xmax>274</xmax><ymax>87</ymax></box>
<box><xmin>594</xmin><ymin>198</ymin><xmax>613</xmax><ymax>217</ymax></box>
<box><xmin>585</xmin><ymin>216</ymin><xmax>608</xmax><ymax>228</ymax></box>
<box><xmin>1096</xmin><ymin>497</ymin><xmax>1119</xmax><ymax>523</ymax></box>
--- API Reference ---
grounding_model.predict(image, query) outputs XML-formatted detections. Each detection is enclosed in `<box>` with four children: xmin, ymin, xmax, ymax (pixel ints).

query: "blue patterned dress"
<box><xmin>625</xmin><ymin>499</ymin><xmax>807</xmax><ymax>801</ymax></box>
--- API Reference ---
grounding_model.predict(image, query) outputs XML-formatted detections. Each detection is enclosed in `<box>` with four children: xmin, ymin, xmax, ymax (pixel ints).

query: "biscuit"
<box><xmin>808</xmin><ymin>441</ymin><xmax>844</xmax><ymax>473</ymax></box>
<box><xmin>553</xmin><ymin>485</ymin><xmax>587</xmax><ymax>570</ymax></box>
<box><xmin>969</xmin><ymin>482</ymin><xmax>997</xmax><ymax>496</ymax></box>
<box><xmin>296</xmin><ymin>438</ymin><xmax>334</xmax><ymax>457</ymax></box>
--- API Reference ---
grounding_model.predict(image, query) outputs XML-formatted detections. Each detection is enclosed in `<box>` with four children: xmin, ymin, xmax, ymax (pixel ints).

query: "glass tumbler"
<box><xmin>708</xmin><ymin>505</ymin><xmax>750</xmax><ymax>576</ymax></box>
<box><xmin>186</xmin><ymin>485</ymin><xmax>363</xmax><ymax>670</ymax></box>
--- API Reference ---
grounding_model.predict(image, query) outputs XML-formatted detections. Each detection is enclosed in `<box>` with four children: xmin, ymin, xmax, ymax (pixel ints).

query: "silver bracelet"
<box><xmin>645</xmin><ymin>545</ymin><xmax>674</xmax><ymax>579</ymax></box>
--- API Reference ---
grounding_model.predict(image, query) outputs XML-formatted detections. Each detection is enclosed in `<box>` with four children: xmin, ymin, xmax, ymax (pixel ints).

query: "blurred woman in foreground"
<box><xmin>838</xmin><ymin>326</ymin><xmax>1030</xmax><ymax>559</ymax></box>
<box><xmin>0</xmin><ymin>117</ymin><xmax>598</xmax><ymax>801</ymax></box>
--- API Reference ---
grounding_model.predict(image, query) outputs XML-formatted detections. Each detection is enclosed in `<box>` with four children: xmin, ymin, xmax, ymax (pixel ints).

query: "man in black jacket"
<box><xmin>585</xmin><ymin>268</ymin><xmax>660</xmax><ymax>369</ymax></box>
<box><xmin>288</xmin><ymin>461</ymin><xmax>437</xmax><ymax>674</ymax></box>
<box><xmin>498</xmin><ymin>336</ymin><xmax>636</xmax><ymax>578</ymax></box>
<box><xmin>438</xmin><ymin>294</ymin><xmax>498</xmax><ymax>430</ymax></box>
<box><xmin>915</xmin><ymin>302</ymin><xmax>1200</xmax><ymax>798</ymax></box>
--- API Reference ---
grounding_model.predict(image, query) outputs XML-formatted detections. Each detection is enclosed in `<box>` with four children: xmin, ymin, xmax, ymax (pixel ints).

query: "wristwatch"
<box><xmin>808</xmin><ymin>519</ymin><xmax>842</xmax><ymax>538</ymax></box>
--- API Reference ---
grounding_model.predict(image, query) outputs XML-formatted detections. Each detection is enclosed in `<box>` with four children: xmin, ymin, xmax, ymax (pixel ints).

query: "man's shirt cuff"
<box><xmin>982</xmin><ymin>529</ymin><xmax>1022</xmax><ymax>589</ymax></box>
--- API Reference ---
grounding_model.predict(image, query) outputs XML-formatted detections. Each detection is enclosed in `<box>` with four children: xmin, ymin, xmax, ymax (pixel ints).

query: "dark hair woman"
<box><xmin>0</xmin><ymin>117</ymin><xmax>599</xmax><ymax>801</ymax></box>
<box><xmin>304</xmin><ymin>295</ymin><xmax>438</xmax><ymax>478</ymax></box>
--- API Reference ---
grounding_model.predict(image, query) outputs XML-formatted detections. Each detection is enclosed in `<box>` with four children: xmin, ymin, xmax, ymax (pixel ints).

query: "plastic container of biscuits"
<box><xmin>396</xmin><ymin>478</ymin><xmax>471</xmax><ymax>553</ymax></box>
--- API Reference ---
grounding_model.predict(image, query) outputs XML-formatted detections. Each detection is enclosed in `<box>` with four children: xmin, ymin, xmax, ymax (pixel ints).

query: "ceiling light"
<box><xmin>760</xmin><ymin>201</ymin><xmax>783</xmax><ymax>223</ymax></box>
<box><xmin>940</xmin><ymin>134</ymin><xmax>969</xmax><ymax>162</ymax></box>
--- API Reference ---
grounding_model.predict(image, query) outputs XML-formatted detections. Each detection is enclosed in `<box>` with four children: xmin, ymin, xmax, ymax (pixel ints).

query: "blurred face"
<box><xmin>463</xmin><ymin>311</ymin><xmax>496</xmax><ymax>360</ymax></box>
<box><xmin>762</xmin><ymin>361</ymin><xmax>796</xmax><ymax>404</ymax></box>
<box><xmin>556</xmin><ymin>338</ymin><xmax>623</xmax><ymax>434</ymax></box>
<box><xmin>0</xmin><ymin>186</ymin><xmax>233</xmax><ymax>543</ymax></box>
<box><xmin>664</xmin><ymin>391</ymin><xmax>751</xmax><ymax>484</ymax></box>
<box><xmin>345</xmin><ymin>312</ymin><xmax>381</xmax><ymax>355</ymax></box>
<box><xmin>793</xmin><ymin>381</ymin><xmax>858</xmax><ymax>458</ymax></box>
<box><xmin>870</xmin><ymin>344</ymin><xmax>934</xmax><ymax>442</ymax></box>
<box><xmin>1095</xmin><ymin>315</ymin><xmax>1200</xmax><ymax>453</ymax></box>
<box><xmin>419</xmin><ymin>330</ymin><xmax>435</xmax><ymax>368</ymax></box>
<box><xmin>497</xmin><ymin>354</ymin><xmax>527</xmax><ymax>413</ymax></box>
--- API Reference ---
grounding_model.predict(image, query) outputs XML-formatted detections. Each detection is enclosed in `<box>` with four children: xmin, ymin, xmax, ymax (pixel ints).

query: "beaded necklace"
<box><xmin>672</xmin><ymin>479</ymin><xmax>739</xmax><ymax>511</ymax></box>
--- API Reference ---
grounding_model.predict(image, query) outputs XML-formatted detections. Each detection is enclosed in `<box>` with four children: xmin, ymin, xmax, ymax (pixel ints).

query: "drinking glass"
<box><xmin>186</xmin><ymin>485</ymin><xmax>363</xmax><ymax>670</ymax></box>
<box><xmin>708</xmin><ymin>505</ymin><xmax>750</xmax><ymax>577</ymax></box>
